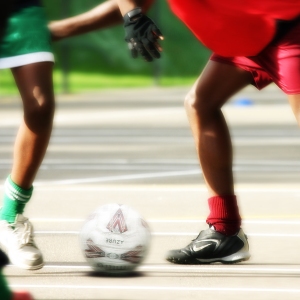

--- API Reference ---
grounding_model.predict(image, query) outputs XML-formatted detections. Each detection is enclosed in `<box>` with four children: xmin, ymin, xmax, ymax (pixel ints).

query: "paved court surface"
<box><xmin>1</xmin><ymin>85</ymin><xmax>300</xmax><ymax>299</ymax></box>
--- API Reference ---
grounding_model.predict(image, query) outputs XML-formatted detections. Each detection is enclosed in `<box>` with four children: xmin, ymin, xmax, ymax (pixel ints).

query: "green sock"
<box><xmin>0</xmin><ymin>175</ymin><xmax>33</xmax><ymax>223</ymax></box>
<box><xmin>0</xmin><ymin>271</ymin><xmax>12</xmax><ymax>300</ymax></box>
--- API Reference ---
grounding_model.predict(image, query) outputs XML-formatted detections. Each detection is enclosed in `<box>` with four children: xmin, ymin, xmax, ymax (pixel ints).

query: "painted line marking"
<box><xmin>32</xmin><ymin>169</ymin><xmax>202</xmax><ymax>186</ymax></box>
<box><xmin>30</xmin><ymin>218</ymin><xmax>300</xmax><ymax>225</ymax></box>
<box><xmin>17</xmin><ymin>171</ymin><xmax>300</xmax><ymax>186</ymax></box>
<box><xmin>33</xmin><ymin>231</ymin><xmax>300</xmax><ymax>237</ymax></box>
<box><xmin>2</xmin><ymin>158</ymin><xmax>300</xmax><ymax>166</ymax></box>
<box><xmin>9</xmin><ymin>264</ymin><xmax>300</xmax><ymax>274</ymax></box>
<box><xmin>152</xmin><ymin>232</ymin><xmax>300</xmax><ymax>237</ymax></box>
<box><xmin>8</xmin><ymin>284</ymin><xmax>300</xmax><ymax>293</ymax></box>
<box><xmin>2</xmin><ymin>183</ymin><xmax>300</xmax><ymax>193</ymax></box>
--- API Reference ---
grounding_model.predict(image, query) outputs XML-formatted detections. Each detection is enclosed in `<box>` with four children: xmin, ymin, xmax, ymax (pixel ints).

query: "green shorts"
<box><xmin>0</xmin><ymin>6</ymin><xmax>54</xmax><ymax>69</ymax></box>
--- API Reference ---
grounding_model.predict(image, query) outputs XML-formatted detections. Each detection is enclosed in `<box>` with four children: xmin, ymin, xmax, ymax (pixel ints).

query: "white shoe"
<box><xmin>0</xmin><ymin>214</ymin><xmax>44</xmax><ymax>270</ymax></box>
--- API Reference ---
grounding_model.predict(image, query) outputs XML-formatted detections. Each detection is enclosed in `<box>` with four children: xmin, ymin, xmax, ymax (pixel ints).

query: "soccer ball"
<box><xmin>79</xmin><ymin>203</ymin><xmax>151</xmax><ymax>274</ymax></box>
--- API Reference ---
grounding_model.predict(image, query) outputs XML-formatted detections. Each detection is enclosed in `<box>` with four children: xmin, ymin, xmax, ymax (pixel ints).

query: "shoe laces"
<box><xmin>11</xmin><ymin>219</ymin><xmax>35</xmax><ymax>247</ymax></box>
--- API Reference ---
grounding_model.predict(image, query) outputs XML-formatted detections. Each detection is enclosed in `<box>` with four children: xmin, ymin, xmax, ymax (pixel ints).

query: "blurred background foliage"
<box><xmin>0</xmin><ymin>0</ymin><xmax>211</xmax><ymax>94</ymax></box>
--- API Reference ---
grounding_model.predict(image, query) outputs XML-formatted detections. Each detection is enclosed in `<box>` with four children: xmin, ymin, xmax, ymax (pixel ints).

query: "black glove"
<box><xmin>123</xmin><ymin>7</ymin><xmax>163</xmax><ymax>62</ymax></box>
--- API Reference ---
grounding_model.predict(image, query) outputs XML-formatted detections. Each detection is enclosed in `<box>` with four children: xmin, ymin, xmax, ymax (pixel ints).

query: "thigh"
<box><xmin>189</xmin><ymin>60</ymin><xmax>253</xmax><ymax>109</ymax></box>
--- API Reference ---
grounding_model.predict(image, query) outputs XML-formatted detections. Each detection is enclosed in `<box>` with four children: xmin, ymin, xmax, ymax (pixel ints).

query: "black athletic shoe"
<box><xmin>166</xmin><ymin>227</ymin><xmax>250</xmax><ymax>264</ymax></box>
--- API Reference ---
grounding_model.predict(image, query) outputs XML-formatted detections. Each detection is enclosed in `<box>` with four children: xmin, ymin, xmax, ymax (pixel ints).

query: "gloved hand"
<box><xmin>123</xmin><ymin>7</ymin><xmax>163</xmax><ymax>62</ymax></box>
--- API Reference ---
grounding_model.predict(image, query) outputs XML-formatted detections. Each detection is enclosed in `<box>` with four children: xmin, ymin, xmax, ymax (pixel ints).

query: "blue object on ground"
<box><xmin>233</xmin><ymin>98</ymin><xmax>254</xmax><ymax>106</ymax></box>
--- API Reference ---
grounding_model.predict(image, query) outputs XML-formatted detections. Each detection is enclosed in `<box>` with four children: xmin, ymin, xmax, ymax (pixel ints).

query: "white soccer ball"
<box><xmin>79</xmin><ymin>203</ymin><xmax>151</xmax><ymax>274</ymax></box>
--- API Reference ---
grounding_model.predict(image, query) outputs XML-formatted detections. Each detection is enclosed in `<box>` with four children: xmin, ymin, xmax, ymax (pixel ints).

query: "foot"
<box><xmin>166</xmin><ymin>227</ymin><xmax>250</xmax><ymax>264</ymax></box>
<box><xmin>0</xmin><ymin>214</ymin><xmax>44</xmax><ymax>270</ymax></box>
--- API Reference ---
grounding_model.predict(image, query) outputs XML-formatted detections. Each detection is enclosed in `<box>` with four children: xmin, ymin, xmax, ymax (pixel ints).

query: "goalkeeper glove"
<box><xmin>123</xmin><ymin>7</ymin><xmax>163</xmax><ymax>62</ymax></box>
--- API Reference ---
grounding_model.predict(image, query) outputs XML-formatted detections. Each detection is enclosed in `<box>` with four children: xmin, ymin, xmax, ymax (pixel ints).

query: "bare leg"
<box><xmin>11</xmin><ymin>62</ymin><xmax>55</xmax><ymax>189</ymax></box>
<box><xmin>165</xmin><ymin>60</ymin><xmax>254</xmax><ymax>264</ymax></box>
<box><xmin>0</xmin><ymin>62</ymin><xmax>54</xmax><ymax>270</ymax></box>
<box><xmin>185</xmin><ymin>60</ymin><xmax>253</xmax><ymax>196</ymax></box>
<box><xmin>288</xmin><ymin>94</ymin><xmax>300</xmax><ymax>126</ymax></box>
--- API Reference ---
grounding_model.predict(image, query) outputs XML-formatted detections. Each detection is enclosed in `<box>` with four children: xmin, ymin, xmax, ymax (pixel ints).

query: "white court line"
<box><xmin>33</xmin><ymin>231</ymin><xmax>300</xmax><ymax>237</ymax></box>
<box><xmin>33</xmin><ymin>169</ymin><xmax>202</xmax><ymax>186</ymax></box>
<box><xmin>2</xmin><ymin>158</ymin><xmax>300</xmax><ymax>164</ymax></box>
<box><xmin>148</xmin><ymin>220</ymin><xmax>300</xmax><ymax>225</ymax></box>
<box><xmin>8</xmin><ymin>284</ymin><xmax>300</xmax><ymax>293</ymax></box>
<box><xmin>153</xmin><ymin>232</ymin><xmax>300</xmax><ymax>237</ymax></box>
<box><xmin>2</xmin><ymin>182</ymin><xmax>300</xmax><ymax>193</ymax></box>
<box><xmin>19</xmin><ymin>264</ymin><xmax>300</xmax><ymax>274</ymax></box>
<box><xmin>30</xmin><ymin>218</ymin><xmax>300</xmax><ymax>225</ymax></box>
<box><xmin>11</xmin><ymin>186</ymin><xmax>300</xmax><ymax>192</ymax></box>
<box><xmin>2</xmin><ymin>158</ymin><xmax>300</xmax><ymax>166</ymax></box>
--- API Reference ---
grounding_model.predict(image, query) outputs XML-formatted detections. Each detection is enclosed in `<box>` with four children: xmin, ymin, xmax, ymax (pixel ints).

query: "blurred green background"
<box><xmin>0</xmin><ymin>0</ymin><xmax>211</xmax><ymax>95</ymax></box>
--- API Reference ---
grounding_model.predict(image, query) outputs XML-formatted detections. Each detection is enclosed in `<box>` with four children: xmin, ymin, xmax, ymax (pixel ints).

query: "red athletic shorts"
<box><xmin>210</xmin><ymin>19</ymin><xmax>300</xmax><ymax>95</ymax></box>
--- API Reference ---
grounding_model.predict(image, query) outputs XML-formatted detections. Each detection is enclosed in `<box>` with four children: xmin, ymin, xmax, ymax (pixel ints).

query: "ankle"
<box><xmin>0</xmin><ymin>175</ymin><xmax>33</xmax><ymax>223</ymax></box>
<box><xmin>206</xmin><ymin>195</ymin><xmax>241</xmax><ymax>236</ymax></box>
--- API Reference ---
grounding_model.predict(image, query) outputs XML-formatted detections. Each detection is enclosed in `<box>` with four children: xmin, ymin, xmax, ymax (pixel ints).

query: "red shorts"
<box><xmin>210</xmin><ymin>19</ymin><xmax>300</xmax><ymax>95</ymax></box>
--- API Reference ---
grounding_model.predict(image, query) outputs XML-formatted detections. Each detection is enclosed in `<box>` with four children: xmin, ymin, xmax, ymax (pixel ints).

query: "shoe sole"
<box><xmin>9</xmin><ymin>256</ymin><xmax>44</xmax><ymax>270</ymax></box>
<box><xmin>12</xmin><ymin>261</ymin><xmax>44</xmax><ymax>270</ymax></box>
<box><xmin>0</xmin><ymin>246</ymin><xmax>44</xmax><ymax>270</ymax></box>
<box><xmin>167</xmin><ymin>251</ymin><xmax>251</xmax><ymax>265</ymax></box>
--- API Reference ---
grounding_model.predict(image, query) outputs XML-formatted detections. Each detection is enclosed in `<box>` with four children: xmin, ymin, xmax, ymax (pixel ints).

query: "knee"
<box><xmin>184</xmin><ymin>90</ymin><xmax>211</xmax><ymax>116</ymax></box>
<box><xmin>23</xmin><ymin>93</ymin><xmax>55</xmax><ymax>131</ymax></box>
<box><xmin>184</xmin><ymin>87</ymin><xmax>225</xmax><ymax>116</ymax></box>
<box><xmin>184</xmin><ymin>90</ymin><xmax>200</xmax><ymax>113</ymax></box>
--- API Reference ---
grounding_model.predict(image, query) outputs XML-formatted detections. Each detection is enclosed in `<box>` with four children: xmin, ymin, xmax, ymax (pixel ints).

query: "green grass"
<box><xmin>0</xmin><ymin>69</ymin><xmax>196</xmax><ymax>95</ymax></box>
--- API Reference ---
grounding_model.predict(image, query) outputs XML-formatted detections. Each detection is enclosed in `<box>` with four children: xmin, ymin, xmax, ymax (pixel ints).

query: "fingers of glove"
<box><xmin>127</xmin><ymin>41</ymin><xmax>134</xmax><ymax>49</ymax></box>
<box><xmin>146</xmin><ymin>26</ymin><xmax>164</xmax><ymax>52</ymax></box>
<box><xmin>127</xmin><ymin>39</ymin><xmax>138</xmax><ymax>59</ymax></box>
<box><xmin>142</xmin><ymin>38</ymin><xmax>161</xmax><ymax>59</ymax></box>
<box><xmin>131</xmin><ymin>48</ymin><xmax>138</xmax><ymax>59</ymax></box>
<box><xmin>154</xmin><ymin>40</ymin><xmax>163</xmax><ymax>52</ymax></box>
<box><xmin>151</xmin><ymin>26</ymin><xmax>164</xmax><ymax>40</ymax></box>
<box><xmin>145</xmin><ymin>32</ymin><xmax>163</xmax><ymax>53</ymax></box>
<box><xmin>136</xmin><ymin>42</ymin><xmax>153</xmax><ymax>62</ymax></box>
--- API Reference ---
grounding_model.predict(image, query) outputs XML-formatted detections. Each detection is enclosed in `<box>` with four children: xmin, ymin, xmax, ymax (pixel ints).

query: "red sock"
<box><xmin>206</xmin><ymin>195</ymin><xmax>241</xmax><ymax>236</ymax></box>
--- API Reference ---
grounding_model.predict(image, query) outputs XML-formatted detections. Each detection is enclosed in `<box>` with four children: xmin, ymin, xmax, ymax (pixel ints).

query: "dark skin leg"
<box><xmin>288</xmin><ymin>94</ymin><xmax>300</xmax><ymax>125</ymax></box>
<box><xmin>10</xmin><ymin>62</ymin><xmax>55</xmax><ymax>189</ymax></box>
<box><xmin>185</xmin><ymin>60</ymin><xmax>253</xmax><ymax>196</ymax></box>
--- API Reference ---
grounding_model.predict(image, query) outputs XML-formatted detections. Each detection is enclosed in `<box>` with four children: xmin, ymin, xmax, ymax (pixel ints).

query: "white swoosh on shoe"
<box><xmin>193</xmin><ymin>243</ymin><xmax>213</xmax><ymax>252</ymax></box>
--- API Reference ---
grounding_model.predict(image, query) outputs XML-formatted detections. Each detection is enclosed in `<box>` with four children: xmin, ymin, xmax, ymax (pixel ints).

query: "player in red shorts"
<box><xmin>116</xmin><ymin>0</ymin><xmax>300</xmax><ymax>264</ymax></box>
<box><xmin>50</xmin><ymin>0</ymin><xmax>300</xmax><ymax>264</ymax></box>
